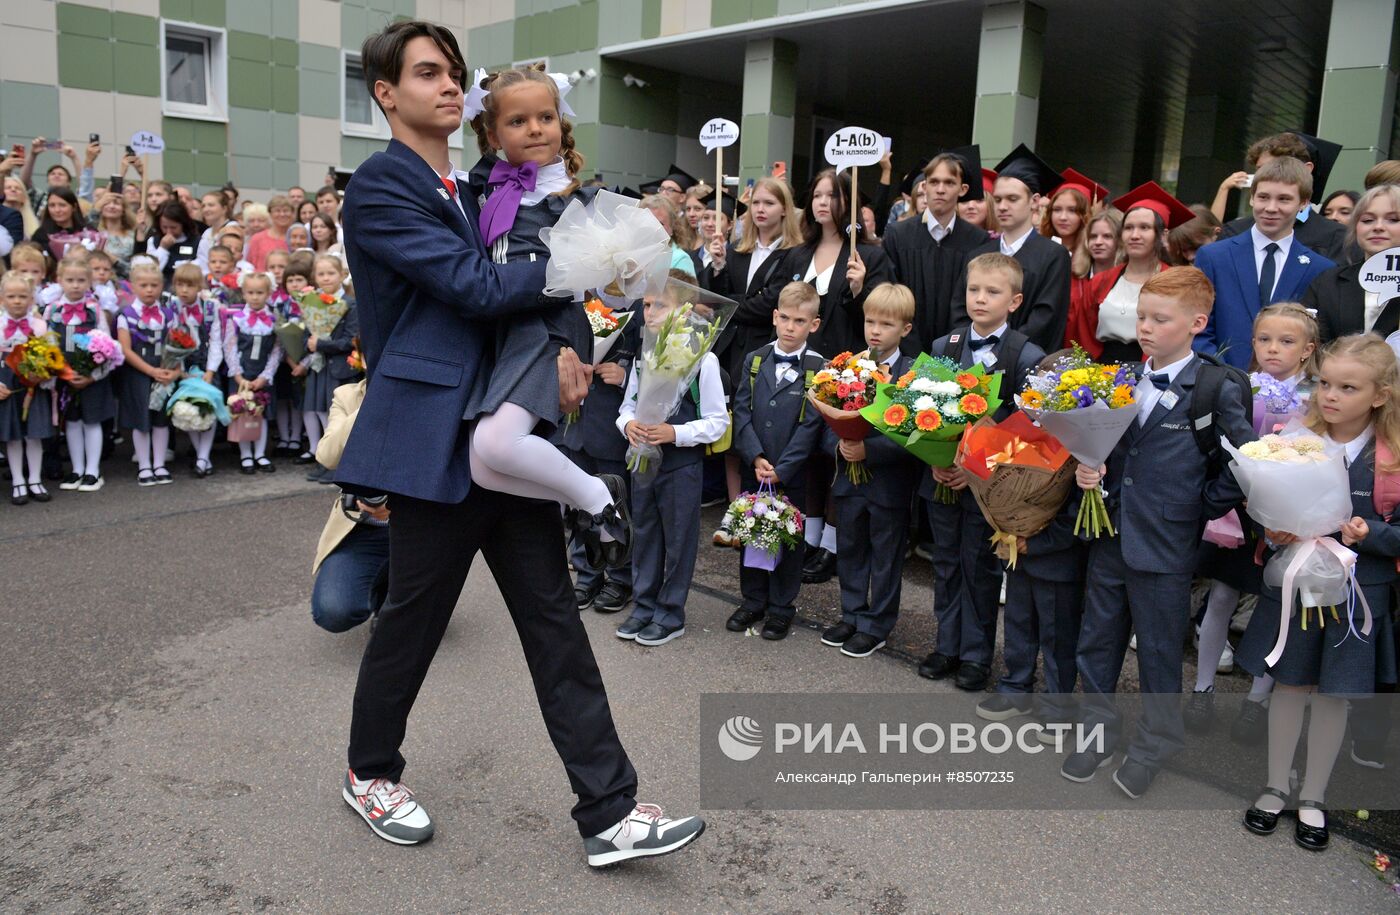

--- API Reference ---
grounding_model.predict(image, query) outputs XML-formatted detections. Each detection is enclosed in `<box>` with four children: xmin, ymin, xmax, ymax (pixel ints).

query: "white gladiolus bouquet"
<box><xmin>540</xmin><ymin>190</ymin><xmax>673</xmax><ymax>299</ymax></box>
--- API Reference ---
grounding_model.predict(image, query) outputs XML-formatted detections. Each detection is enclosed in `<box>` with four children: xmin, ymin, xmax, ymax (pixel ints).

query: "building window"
<box><xmin>160</xmin><ymin>20</ymin><xmax>227</xmax><ymax>122</ymax></box>
<box><xmin>342</xmin><ymin>51</ymin><xmax>389</xmax><ymax>139</ymax></box>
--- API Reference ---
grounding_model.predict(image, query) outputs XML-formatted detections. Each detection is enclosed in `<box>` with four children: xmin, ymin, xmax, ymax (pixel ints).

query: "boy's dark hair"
<box><xmin>360</xmin><ymin>20</ymin><xmax>465</xmax><ymax>115</ymax></box>
<box><xmin>316</xmin><ymin>184</ymin><xmax>338</xmax><ymax>200</ymax></box>
<box><xmin>47</xmin><ymin>164</ymin><xmax>73</xmax><ymax>182</ymax></box>
<box><xmin>86</xmin><ymin>249</ymin><xmax>114</xmax><ymax>265</ymax></box>
<box><xmin>208</xmin><ymin>244</ymin><xmax>234</xmax><ymax>261</ymax></box>
<box><xmin>1245</xmin><ymin>132</ymin><xmax>1311</xmax><ymax>170</ymax></box>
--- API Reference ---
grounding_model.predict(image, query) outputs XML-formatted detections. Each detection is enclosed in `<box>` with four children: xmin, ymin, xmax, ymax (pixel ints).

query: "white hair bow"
<box><xmin>461</xmin><ymin>66</ymin><xmax>578</xmax><ymax>122</ymax></box>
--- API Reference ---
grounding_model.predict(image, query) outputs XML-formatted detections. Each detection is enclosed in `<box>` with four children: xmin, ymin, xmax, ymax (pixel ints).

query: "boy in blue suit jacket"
<box><xmin>726</xmin><ymin>282</ymin><xmax>826</xmax><ymax>641</ymax></box>
<box><xmin>1194</xmin><ymin>156</ymin><xmax>1334</xmax><ymax>367</ymax></box>
<box><xmin>818</xmin><ymin>283</ymin><xmax>922</xmax><ymax>658</ymax></box>
<box><xmin>1063</xmin><ymin>267</ymin><xmax>1255</xmax><ymax>800</ymax></box>
<box><xmin>919</xmin><ymin>253</ymin><xmax>1046</xmax><ymax>691</ymax></box>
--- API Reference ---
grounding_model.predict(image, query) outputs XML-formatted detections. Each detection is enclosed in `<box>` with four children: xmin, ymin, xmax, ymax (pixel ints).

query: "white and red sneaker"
<box><xmin>584</xmin><ymin>803</ymin><xmax>705</xmax><ymax>866</ymax></box>
<box><xmin>342</xmin><ymin>769</ymin><xmax>434</xmax><ymax>845</ymax></box>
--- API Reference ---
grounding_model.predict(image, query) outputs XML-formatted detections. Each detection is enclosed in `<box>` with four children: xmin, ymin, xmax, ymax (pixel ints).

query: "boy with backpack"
<box><xmin>1062</xmin><ymin>266</ymin><xmax>1256</xmax><ymax>800</ymax></box>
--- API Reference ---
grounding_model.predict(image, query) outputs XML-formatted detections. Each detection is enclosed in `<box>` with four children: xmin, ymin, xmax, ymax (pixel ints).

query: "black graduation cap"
<box><xmin>700</xmin><ymin>188</ymin><xmax>746</xmax><ymax>219</ymax></box>
<box><xmin>992</xmin><ymin>143</ymin><xmax>1062</xmax><ymax>196</ymax></box>
<box><xmin>610</xmin><ymin>185</ymin><xmax>644</xmax><ymax>201</ymax></box>
<box><xmin>898</xmin><ymin>158</ymin><xmax>930</xmax><ymax>198</ymax></box>
<box><xmin>941</xmin><ymin>144</ymin><xmax>984</xmax><ymax>202</ymax></box>
<box><xmin>639</xmin><ymin>164</ymin><xmax>698</xmax><ymax>196</ymax></box>
<box><xmin>1286</xmin><ymin>130</ymin><xmax>1343</xmax><ymax>200</ymax></box>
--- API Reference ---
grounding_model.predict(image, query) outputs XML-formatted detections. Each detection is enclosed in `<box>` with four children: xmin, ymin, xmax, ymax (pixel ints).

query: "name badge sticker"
<box><xmin>1160</xmin><ymin>390</ymin><xmax>1179</xmax><ymax>411</ymax></box>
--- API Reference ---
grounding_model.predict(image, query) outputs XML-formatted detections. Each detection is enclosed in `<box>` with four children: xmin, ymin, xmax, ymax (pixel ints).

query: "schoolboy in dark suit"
<box><xmin>726</xmin><ymin>281</ymin><xmax>826</xmax><ymax>641</ymax></box>
<box><xmin>1063</xmin><ymin>266</ymin><xmax>1255</xmax><ymax>800</ymax></box>
<box><xmin>920</xmin><ymin>253</ymin><xmax>1046</xmax><ymax>690</ymax></box>
<box><xmin>819</xmin><ymin>283</ymin><xmax>922</xmax><ymax>658</ymax></box>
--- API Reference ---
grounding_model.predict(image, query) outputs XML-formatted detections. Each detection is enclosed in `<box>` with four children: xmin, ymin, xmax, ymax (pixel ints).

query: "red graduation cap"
<box><xmin>1111</xmin><ymin>181</ymin><xmax>1194</xmax><ymax>229</ymax></box>
<box><xmin>980</xmin><ymin>167</ymin><xmax>997</xmax><ymax>195</ymax></box>
<box><xmin>1059</xmin><ymin>168</ymin><xmax>1110</xmax><ymax>206</ymax></box>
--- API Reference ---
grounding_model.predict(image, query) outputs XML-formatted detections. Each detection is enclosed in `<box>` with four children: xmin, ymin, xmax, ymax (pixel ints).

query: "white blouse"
<box><xmin>805</xmin><ymin>259</ymin><xmax>835</xmax><ymax>296</ymax></box>
<box><xmin>1096</xmin><ymin>276</ymin><xmax>1143</xmax><ymax>344</ymax></box>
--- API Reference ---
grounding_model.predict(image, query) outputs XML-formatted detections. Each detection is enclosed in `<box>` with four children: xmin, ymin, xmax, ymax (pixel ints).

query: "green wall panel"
<box><xmin>642</xmin><ymin>0</ymin><xmax>661</xmax><ymax>39</ymax></box>
<box><xmin>57</xmin><ymin>34</ymin><xmax>115</xmax><ymax>92</ymax></box>
<box><xmin>194</xmin><ymin>151</ymin><xmax>228</xmax><ymax>186</ymax></box>
<box><xmin>300</xmin><ymin>68</ymin><xmax>340</xmax><ymax>118</ymax></box>
<box><xmin>0</xmin><ymin>82</ymin><xmax>60</xmax><ymax>147</ymax></box>
<box><xmin>272</xmin><ymin>65</ymin><xmax>300</xmax><ymax>114</ymax></box>
<box><xmin>271</xmin><ymin>1</ymin><xmax>298</xmax><ymax>40</ymax></box>
<box><xmin>273</xmin><ymin>38</ymin><xmax>299</xmax><ymax>68</ymax></box>
<box><xmin>162</xmin><ymin>149</ymin><xmax>195</xmax><ymax>184</ymax></box>
<box><xmin>226</xmin><ymin>0</ymin><xmax>273</xmax><ymax>34</ymax></box>
<box><xmin>229</xmin><ymin>30</ymin><xmax>271</xmax><ymax>63</ymax></box>
<box><xmin>229</xmin><ymin>59</ymin><xmax>273</xmax><ymax>109</ymax></box>
<box><xmin>300</xmin><ymin>42</ymin><xmax>339</xmax><ymax>73</ymax></box>
<box><xmin>115</xmin><ymin>41</ymin><xmax>162</xmax><ymax>97</ymax></box>
<box><xmin>112</xmin><ymin>11</ymin><xmax>158</xmax><ymax>44</ymax></box>
<box><xmin>57</xmin><ymin>2</ymin><xmax>112</xmax><ymax>38</ymax></box>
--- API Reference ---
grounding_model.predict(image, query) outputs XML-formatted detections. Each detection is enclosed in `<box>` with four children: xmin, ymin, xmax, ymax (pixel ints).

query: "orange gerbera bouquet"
<box><xmin>807</xmin><ymin>350</ymin><xmax>890</xmax><ymax>482</ymax></box>
<box><xmin>860</xmin><ymin>353</ymin><xmax>1003</xmax><ymax>502</ymax></box>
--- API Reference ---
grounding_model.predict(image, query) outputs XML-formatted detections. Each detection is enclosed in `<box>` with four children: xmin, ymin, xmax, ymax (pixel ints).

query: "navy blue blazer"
<box><xmin>827</xmin><ymin>352</ymin><xmax>921</xmax><ymax>509</ymax></box>
<box><xmin>1194</xmin><ymin>231</ymin><xmax>1334</xmax><ymax>368</ymax></box>
<box><xmin>335</xmin><ymin>139</ymin><xmax>560</xmax><ymax>502</ymax></box>
<box><xmin>1103</xmin><ymin>355</ymin><xmax>1254</xmax><ymax>573</ymax></box>
<box><xmin>732</xmin><ymin>343</ymin><xmax>826</xmax><ymax>493</ymax></box>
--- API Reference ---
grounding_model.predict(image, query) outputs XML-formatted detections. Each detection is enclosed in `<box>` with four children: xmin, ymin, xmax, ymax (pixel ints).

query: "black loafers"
<box><xmin>955</xmin><ymin>662</ymin><xmax>990</xmax><ymax>691</ymax></box>
<box><xmin>726</xmin><ymin>607</ymin><xmax>764</xmax><ymax>632</ymax></box>
<box><xmin>760</xmin><ymin>617</ymin><xmax>791</xmax><ymax>640</ymax></box>
<box><xmin>918</xmin><ymin>652</ymin><xmax>959</xmax><ymax>680</ymax></box>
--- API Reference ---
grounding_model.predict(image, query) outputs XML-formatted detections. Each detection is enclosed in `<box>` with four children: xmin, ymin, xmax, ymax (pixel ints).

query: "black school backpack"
<box><xmin>1187</xmin><ymin>352</ymin><xmax>1254</xmax><ymax>461</ymax></box>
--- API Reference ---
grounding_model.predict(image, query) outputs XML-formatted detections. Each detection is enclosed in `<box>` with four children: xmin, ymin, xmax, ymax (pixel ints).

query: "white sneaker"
<box><xmin>342</xmin><ymin>769</ymin><xmax>434</xmax><ymax>845</ymax></box>
<box><xmin>584</xmin><ymin>803</ymin><xmax>705</xmax><ymax>867</ymax></box>
<box><xmin>1217</xmin><ymin>642</ymin><xmax>1235</xmax><ymax>674</ymax></box>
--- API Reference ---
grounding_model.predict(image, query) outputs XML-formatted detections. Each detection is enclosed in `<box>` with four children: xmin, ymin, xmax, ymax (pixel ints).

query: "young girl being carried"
<box><xmin>459</xmin><ymin>64</ymin><xmax>630</xmax><ymax>566</ymax></box>
<box><xmin>1189</xmin><ymin>302</ymin><xmax>1319</xmax><ymax>740</ymax></box>
<box><xmin>1236</xmin><ymin>334</ymin><xmax>1400</xmax><ymax>852</ymax></box>
<box><xmin>0</xmin><ymin>271</ymin><xmax>54</xmax><ymax>504</ymax></box>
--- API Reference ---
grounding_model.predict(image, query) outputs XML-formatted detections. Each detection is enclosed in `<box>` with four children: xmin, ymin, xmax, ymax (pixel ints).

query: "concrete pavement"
<box><xmin>1</xmin><ymin>457</ymin><xmax>1396</xmax><ymax>912</ymax></box>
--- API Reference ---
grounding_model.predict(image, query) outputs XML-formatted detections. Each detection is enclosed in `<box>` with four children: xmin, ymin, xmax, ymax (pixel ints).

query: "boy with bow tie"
<box><xmin>725</xmin><ymin>281</ymin><xmax>827</xmax><ymax>641</ymax></box>
<box><xmin>919</xmin><ymin>253</ymin><xmax>1045</xmax><ymax>691</ymax></box>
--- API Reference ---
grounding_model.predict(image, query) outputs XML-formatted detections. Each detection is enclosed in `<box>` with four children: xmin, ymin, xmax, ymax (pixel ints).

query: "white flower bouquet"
<box><xmin>540</xmin><ymin>190</ymin><xmax>673</xmax><ymax>300</ymax></box>
<box><xmin>724</xmin><ymin>483</ymin><xmax>805</xmax><ymax>569</ymax></box>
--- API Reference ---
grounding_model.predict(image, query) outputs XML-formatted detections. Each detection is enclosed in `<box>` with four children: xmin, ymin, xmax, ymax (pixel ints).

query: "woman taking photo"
<box><xmin>784</xmin><ymin>168</ymin><xmax>894</xmax><ymax>358</ymax></box>
<box><xmin>1065</xmin><ymin>182</ymin><xmax>1189</xmax><ymax>360</ymax></box>
<box><xmin>1305</xmin><ymin>184</ymin><xmax>1400</xmax><ymax>343</ymax></box>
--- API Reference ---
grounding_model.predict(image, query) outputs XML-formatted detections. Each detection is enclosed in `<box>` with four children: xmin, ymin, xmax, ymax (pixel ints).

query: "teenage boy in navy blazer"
<box><xmin>726</xmin><ymin>281</ymin><xmax>826</xmax><ymax>641</ymax></box>
<box><xmin>819</xmin><ymin>283</ymin><xmax>922</xmax><ymax>658</ymax></box>
<box><xmin>335</xmin><ymin>21</ymin><xmax>704</xmax><ymax>866</ymax></box>
<box><xmin>562</xmin><ymin>298</ymin><xmax>640</xmax><ymax>614</ymax></box>
<box><xmin>1062</xmin><ymin>266</ymin><xmax>1255</xmax><ymax>801</ymax></box>
<box><xmin>919</xmin><ymin>253</ymin><xmax>1045</xmax><ymax>691</ymax></box>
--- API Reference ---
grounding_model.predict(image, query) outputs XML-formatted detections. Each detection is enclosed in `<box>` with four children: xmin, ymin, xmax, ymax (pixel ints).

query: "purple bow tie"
<box><xmin>478</xmin><ymin>159</ymin><xmax>540</xmax><ymax>247</ymax></box>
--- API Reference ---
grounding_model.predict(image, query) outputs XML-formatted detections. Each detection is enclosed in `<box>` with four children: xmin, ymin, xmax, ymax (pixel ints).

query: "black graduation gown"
<box><xmin>957</xmin><ymin>231</ymin><xmax>1071</xmax><ymax>353</ymax></box>
<box><xmin>1220</xmin><ymin>212</ymin><xmax>1346</xmax><ymax>263</ymax></box>
<box><xmin>882</xmin><ymin>213</ymin><xmax>988</xmax><ymax>354</ymax></box>
<box><xmin>781</xmin><ymin>239</ymin><xmax>894</xmax><ymax>359</ymax></box>
<box><xmin>700</xmin><ymin>243</ymin><xmax>793</xmax><ymax>384</ymax></box>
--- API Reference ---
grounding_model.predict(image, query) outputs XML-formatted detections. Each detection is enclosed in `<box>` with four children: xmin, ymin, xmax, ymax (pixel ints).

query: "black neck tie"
<box><xmin>969</xmin><ymin>335</ymin><xmax>999</xmax><ymax>351</ymax></box>
<box><xmin>1258</xmin><ymin>242</ymin><xmax>1279</xmax><ymax>308</ymax></box>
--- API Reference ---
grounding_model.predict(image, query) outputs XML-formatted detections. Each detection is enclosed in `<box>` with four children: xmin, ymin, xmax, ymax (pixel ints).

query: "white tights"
<box><xmin>187</xmin><ymin>428</ymin><xmax>215</xmax><ymax>469</ymax></box>
<box><xmin>6</xmin><ymin>438</ymin><xmax>42</xmax><ymax>485</ymax></box>
<box><xmin>302</xmin><ymin>410</ymin><xmax>327</xmax><ymax>455</ymax></box>
<box><xmin>131</xmin><ymin>425</ymin><xmax>170</xmax><ymax>472</ymax></box>
<box><xmin>469</xmin><ymin>403</ymin><xmax>612</xmax><ymax>516</ymax></box>
<box><xmin>276</xmin><ymin>401</ymin><xmax>303</xmax><ymax>446</ymax></box>
<box><xmin>64</xmin><ymin>421</ymin><xmax>104</xmax><ymax>477</ymax></box>
<box><xmin>1256</xmin><ymin>686</ymin><xmax>1348</xmax><ymax>828</ymax></box>
<box><xmin>238</xmin><ymin>419</ymin><xmax>269</xmax><ymax>460</ymax></box>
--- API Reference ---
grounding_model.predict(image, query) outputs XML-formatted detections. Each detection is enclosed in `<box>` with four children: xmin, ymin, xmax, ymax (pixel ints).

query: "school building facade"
<box><xmin>1</xmin><ymin>0</ymin><xmax>1395</xmax><ymax>206</ymax></box>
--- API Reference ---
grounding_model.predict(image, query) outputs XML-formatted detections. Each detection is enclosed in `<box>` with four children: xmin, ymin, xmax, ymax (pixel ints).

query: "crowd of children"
<box><xmin>0</xmin><ymin>238</ymin><xmax>360</xmax><ymax>500</ymax></box>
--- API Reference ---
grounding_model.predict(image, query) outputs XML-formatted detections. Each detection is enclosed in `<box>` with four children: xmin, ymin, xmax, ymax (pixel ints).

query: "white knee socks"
<box><xmin>469</xmin><ymin>403</ymin><xmax>612</xmax><ymax>515</ymax></box>
<box><xmin>131</xmin><ymin>429</ymin><xmax>152</xmax><ymax>471</ymax></box>
<box><xmin>6</xmin><ymin>440</ymin><xmax>23</xmax><ymax>485</ymax></box>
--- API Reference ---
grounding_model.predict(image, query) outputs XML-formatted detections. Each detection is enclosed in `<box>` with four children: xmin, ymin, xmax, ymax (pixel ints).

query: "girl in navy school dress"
<box><xmin>44</xmin><ymin>255</ymin><xmax>116</xmax><ymax>492</ymax></box>
<box><xmin>298</xmin><ymin>253</ymin><xmax>357</xmax><ymax>464</ymax></box>
<box><xmin>1237</xmin><ymin>334</ymin><xmax>1400</xmax><ymax>852</ymax></box>
<box><xmin>217</xmin><ymin>272</ymin><xmax>283</xmax><ymax>473</ymax></box>
<box><xmin>264</xmin><ymin>249</ymin><xmax>303</xmax><ymax>457</ymax></box>
<box><xmin>170</xmin><ymin>262</ymin><xmax>217</xmax><ymax>477</ymax></box>
<box><xmin>460</xmin><ymin>64</ymin><xmax>628</xmax><ymax>562</ymax></box>
<box><xmin>115</xmin><ymin>262</ymin><xmax>179</xmax><ymax>485</ymax></box>
<box><xmin>1189</xmin><ymin>302</ymin><xmax>1319</xmax><ymax>738</ymax></box>
<box><xmin>0</xmin><ymin>271</ymin><xmax>54</xmax><ymax>504</ymax></box>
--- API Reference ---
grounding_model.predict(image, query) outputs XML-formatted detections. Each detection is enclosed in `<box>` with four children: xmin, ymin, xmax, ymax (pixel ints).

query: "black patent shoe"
<box><xmin>918</xmin><ymin>652</ymin><xmax>959</xmax><ymax>680</ymax></box>
<box><xmin>1243</xmin><ymin>786</ymin><xmax>1290</xmax><ymax>836</ymax></box>
<box><xmin>578</xmin><ymin>475</ymin><xmax>633</xmax><ymax>571</ymax></box>
<box><xmin>726</xmin><ymin>607</ymin><xmax>764</xmax><ymax>632</ymax></box>
<box><xmin>1294</xmin><ymin>800</ymin><xmax>1329</xmax><ymax>851</ymax></box>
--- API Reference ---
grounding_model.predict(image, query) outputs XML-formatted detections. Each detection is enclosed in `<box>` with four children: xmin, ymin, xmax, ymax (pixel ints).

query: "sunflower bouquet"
<box><xmin>807</xmin><ymin>350</ymin><xmax>889</xmax><ymax>483</ymax></box>
<box><xmin>860</xmin><ymin>353</ymin><xmax>1003</xmax><ymax>502</ymax></box>
<box><xmin>1014</xmin><ymin>344</ymin><xmax>1140</xmax><ymax>537</ymax></box>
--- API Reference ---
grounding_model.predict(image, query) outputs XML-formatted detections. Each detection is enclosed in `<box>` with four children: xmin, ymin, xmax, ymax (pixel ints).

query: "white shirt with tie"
<box><xmin>772</xmin><ymin>343</ymin><xmax>805</xmax><ymax>384</ymax></box>
<box><xmin>967</xmin><ymin>322</ymin><xmax>1008</xmax><ymax>368</ymax></box>
<box><xmin>1250</xmin><ymin>224</ymin><xmax>1294</xmax><ymax>301</ymax></box>
<box><xmin>1135</xmin><ymin>351</ymin><xmax>1195</xmax><ymax>425</ymax></box>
